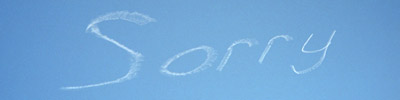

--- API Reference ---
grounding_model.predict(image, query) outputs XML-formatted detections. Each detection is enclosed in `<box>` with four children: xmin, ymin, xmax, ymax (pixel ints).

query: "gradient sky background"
<box><xmin>1</xmin><ymin>0</ymin><xmax>399</xmax><ymax>100</ymax></box>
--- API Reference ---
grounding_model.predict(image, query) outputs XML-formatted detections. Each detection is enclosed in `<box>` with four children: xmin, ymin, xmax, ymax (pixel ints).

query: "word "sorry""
<box><xmin>61</xmin><ymin>11</ymin><xmax>336</xmax><ymax>90</ymax></box>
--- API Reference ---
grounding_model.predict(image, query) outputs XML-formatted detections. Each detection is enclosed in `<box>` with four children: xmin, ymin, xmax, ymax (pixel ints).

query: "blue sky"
<box><xmin>1</xmin><ymin>0</ymin><xmax>399</xmax><ymax>99</ymax></box>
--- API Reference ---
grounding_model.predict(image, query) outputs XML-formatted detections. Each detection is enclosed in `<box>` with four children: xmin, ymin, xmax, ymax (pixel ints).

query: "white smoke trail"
<box><xmin>161</xmin><ymin>46</ymin><xmax>217</xmax><ymax>76</ymax></box>
<box><xmin>61</xmin><ymin>11</ymin><xmax>156</xmax><ymax>90</ymax></box>
<box><xmin>216</xmin><ymin>39</ymin><xmax>258</xmax><ymax>71</ymax></box>
<box><xmin>258</xmin><ymin>35</ymin><xmax>293</xmax><ymax>64</ymax></box>
<box><xmin>291</xmin><ymin>30</ymin><xmax>336</xmax><ymax>74</ymax></box>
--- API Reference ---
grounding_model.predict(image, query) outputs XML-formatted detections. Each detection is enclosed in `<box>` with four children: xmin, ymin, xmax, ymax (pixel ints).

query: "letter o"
<box><xmin>161</xmin><ymin>45</ymin><xmax>217</xmax><ymax>76</ymax></box>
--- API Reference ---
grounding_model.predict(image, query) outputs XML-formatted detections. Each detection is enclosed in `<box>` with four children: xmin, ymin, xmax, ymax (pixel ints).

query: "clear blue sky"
<box><xmin>1</xmin><ymin>0</ymin><xmax>399</xmax><ymax>99</ymax></box>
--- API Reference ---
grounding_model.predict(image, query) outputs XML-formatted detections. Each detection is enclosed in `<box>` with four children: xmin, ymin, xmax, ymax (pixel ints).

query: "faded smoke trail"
<box><xmin>61</xmin><ymin>11</ymin><xmax>155</xmax><ymax>90</ymax></box>
<box><xmin>161</xmin><ymin>46</ymin><xmax>217</xmax><ymax>76</ymax></box>
<box><xmin>291</xmin><ymin>30</ymin><xmax>336</xmax><ymax>74</ymax></box>
<box><xmin>216</xmin><ymin>39</ymin><xmax>258</xmax><ymax>71</ymax></box>
<box><xmin>258</xmin><ymin>35</ymin><xmax>293</xmax><ymax>64</ymax></box>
